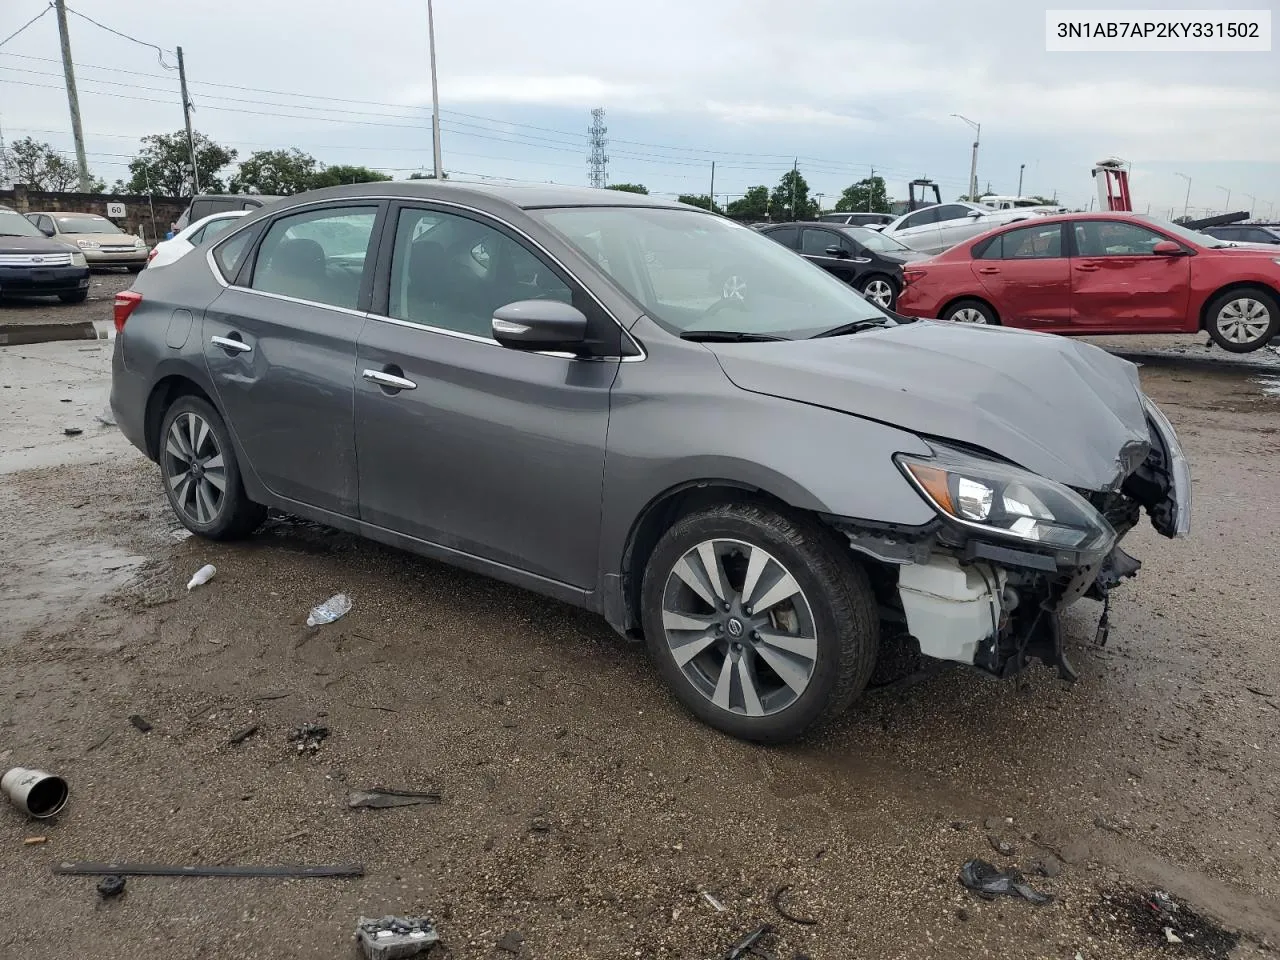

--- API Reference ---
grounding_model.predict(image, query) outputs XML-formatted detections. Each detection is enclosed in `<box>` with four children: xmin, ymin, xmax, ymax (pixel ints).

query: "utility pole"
<box><xmin>791</xmin><ymin>157</ymin><xmax>798</xmax><ymax>220</ymax></box>
<box><xmin>867</xmin><ymin>166</ymin><xmax>875</xmax><ymax>211</ymax></box>
<box><xmin>1017</xmin><ymin>163</ymin><xmax>1025</xmax><ymax>197</ymax></box>
<box><xmin>708</xmin><ymin>161</ymin><xmax>715</xmax><ymax>211</ymax></box>
<box><xmin>53</xmin><ymin>0</ymin><xmax>91</xmax><ymax>192</ymax></box>
<box><xmin>1174</xmin><ymin>172</ymin><xmax>1191</xmax><ymax>219</ymax></box>
<box><xmin>176</xmin><ymin>47</ymin><xmax>200</xmax><ymax>195</ymax></box>
<box><xmin>1217</xmin><ymin>185</ymin><xmax>1230</xmax><ymax>212</ymax></box>
<box><xmin>427</xmin><ymin>0</ymin><xmax>443</xmax><ymax>179</ymax></box>
<box><xmin>951</xmin><ymin>114</ymin><xmax>980</xmax><ymax>201</ymax></box>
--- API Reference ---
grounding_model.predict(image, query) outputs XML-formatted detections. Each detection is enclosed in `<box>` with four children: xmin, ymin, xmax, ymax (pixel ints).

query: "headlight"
<box><xmin>134</xmin><ymin>237</ymin><xmax>146</xmax><ymax>248</ymax></box>
<box><xmin>896</xmin><ymin>444</ymin><xmax>1115</xmax><ymax>551</ymax></box>
<box><xmin>76</xmin><ymin>239</ymin><xmax>100</xmax><ymax>249</ymax></box>
<box><xmin>70</xmin><ymin>251</ymin><xmax>88</xmax><ymax>267</ymax></box>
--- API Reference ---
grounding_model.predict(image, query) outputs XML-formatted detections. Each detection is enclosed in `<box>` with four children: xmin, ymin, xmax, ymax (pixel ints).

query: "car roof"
<box><xmin>269</xmin><ymin>181</ymin><xmax>691</xmax><ymax>212</ymax></box>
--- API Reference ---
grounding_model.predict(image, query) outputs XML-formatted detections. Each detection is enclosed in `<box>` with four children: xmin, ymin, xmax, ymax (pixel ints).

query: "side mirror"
<box><xmin>39</xmin><ymin>225</ymin><xmax>54</xmax><ymax>236</ymax></box>
<box><xmin>1152</xmin><ymin>240</ymin><xmax>1185</xmax><ymax>256</ymax></box>
<box><xmin>492</xmin><ymin>300</ymin><xmax>588</xmax><ymax>352</ymax></box>
<box><xmin>967</xmin><ymin>209</ymin><xmax>984</xmax><ymax>218</ymax></box>
<box><xmin>824</xmin><ymin>244</ymin><xmax>848</xmax><ymax>258</ymax></box>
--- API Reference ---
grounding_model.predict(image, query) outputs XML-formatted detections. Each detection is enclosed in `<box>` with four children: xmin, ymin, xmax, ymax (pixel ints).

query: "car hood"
<box><xmin>708</xmin><ymin>320</ymin><xmax>1151</xmax><ymax>492</ymax></box>
<box><xmin>0</xmin><ymin>234</ymin><xmax>77</xmax><ymax>255</ymax></box>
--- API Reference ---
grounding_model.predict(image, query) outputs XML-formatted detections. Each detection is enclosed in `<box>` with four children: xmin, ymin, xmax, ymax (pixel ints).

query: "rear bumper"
<box><xmin>0</xmin><ymin>265</ymin><xmax>90</xmax><ymax>296</ymax></box>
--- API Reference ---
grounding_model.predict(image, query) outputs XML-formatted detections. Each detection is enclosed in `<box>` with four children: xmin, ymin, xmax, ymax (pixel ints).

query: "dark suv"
<box><xmin>0</xmin><ymin>206</ymin><xmax>91</xmax><ymax>303</ymax></box>
<box><xmin>1200</xmin><ymin>224</ymin><xmax>1280</xmax><ymax>246</ymax></box>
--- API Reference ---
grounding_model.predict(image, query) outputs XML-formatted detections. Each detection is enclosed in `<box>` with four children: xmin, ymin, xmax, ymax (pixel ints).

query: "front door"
<box><xmin>886</xmin><ymin>206</ymin><xmax>944</xmax><ymax>253</ymax></box>
<box><xmin>1068</xmin><ymin>220</ymin><xmax>1192</xmax><ymax>331</ymax></box>
<box><xmin>203</xmin><ymin>202</ymin><xmax>382</xmax><ymax>516</ymax></box>
<box><xmin>799</xmin><ymin>227</ymin><xmax>864</xmax><ymax>284</ymax></box>
<box><xmin>970</xmin><ymin>221</ymin><xmax>1071</xmax><ymax>328</ymax></box>
<box><xmin>354</xmin><ymin>203</ymin><xmax>617</xmax><ymax>588</ymax></box>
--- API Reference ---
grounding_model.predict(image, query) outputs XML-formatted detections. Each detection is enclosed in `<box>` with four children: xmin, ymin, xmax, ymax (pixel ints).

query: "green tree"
<box><xmin>834</xmin><ymin>176</ymin><xmax>890</xmax><ymax>214</ymax></box>
<box><xmin>229</xmin><ymin>149</ymin><xmax>317</xmax><ymax>195</ymax></box>
<box><xmin>311</xmin><ymin>165</ymin><xmax>392</xmax><ymax>188</ymax></box>
<box><xmin>770</xmin><ymin>169</ymin><xmax>818</xmax><ymax>220</ymax></box>
<box><xmin>606</xmin><ymin>183</ymin><xmax>648</xmax><ymax>194</ymax></box>
<box><xmin>3</xmin><ymin>137</ymin><xmax>100</xmax><ymax>192</ymax></box>
<box><xmin>676</xmin><ymin>194</ymin><xmax>723</xmax><ymax>213</ymax></box>
<box><xmin>125</xmin><ymin>131</ymin><xmax>237</xmax><ymax>197</ymax></box>
<box><xmin>725</xmin><ymin>185</ymin><xmax>770</xmax><ymax>218</ymax></box>
<box><xmin>408</xmin><ymin>170</ymin><xmax>448</xmax><ymax>180</ymax></box>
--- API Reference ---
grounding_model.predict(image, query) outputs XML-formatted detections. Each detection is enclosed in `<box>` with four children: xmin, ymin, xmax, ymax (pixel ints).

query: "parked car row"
<box><xmin>757</xmin><ymin>221</ymin><xmax>926</xmax><ymax>309</ymax></box>
<box><xmin>0</xmin><ymin>205</ymin><xmax>91</xmax><ymax>303</ymax></box>
<box><xmin>110</xmin><ymin>182</ymin><xmax>1190</xmax><ymax>743</ymax></box>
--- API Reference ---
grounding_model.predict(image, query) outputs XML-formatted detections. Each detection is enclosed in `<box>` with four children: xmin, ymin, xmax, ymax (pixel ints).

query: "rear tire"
<box><xmin>58</xmin><ymin>290</ymin><xmax>88</xmax><ymax>304</ymax></box>
<box><xmin>858</xmin><ymin>273</ymin><xmax>899</xmax><ymax>311</ymax></box>
<box><xmin>942</xmin><ymin>298</ymin><xmax>998</xmax><ymax>325</ymax></box>
<box><xmin>640</xmin><ymin>503</ymin><xmax>878</xmax><ymax>743</ymax></box>
<box><xmin>159</xmin><ymin>395</ymin><xmax>265</xmax><ymax>541</ymax></box>
<box><xmin>1204</xmin><ymin>286</ymin><xmax>1279</xmax><ymax>352</ymax></box>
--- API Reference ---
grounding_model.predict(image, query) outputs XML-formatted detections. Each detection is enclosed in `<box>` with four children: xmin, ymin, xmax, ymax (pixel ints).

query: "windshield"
<box><xmin>1135</xmin><ymin>214</ymin><xmax>1229</xmax><ymax>248</ymax></box>
<box><xmin>0</xmin><ymin>210</ymin><xmax>44</xmax><ymax>238</ymax></box>
<box><xmin>54</xmin><ymin>215</ymin><xmax>122</xmax><ymax>235</ymax></box>
<box><xmin>842</xmin><ymin>226</ymin><xmax>912</xmax><ymax>253</ymax></box>
<box><xmin>533</xmin><ymin>207</ymin><xmax>893</xmax><ymax>338</ymax></box>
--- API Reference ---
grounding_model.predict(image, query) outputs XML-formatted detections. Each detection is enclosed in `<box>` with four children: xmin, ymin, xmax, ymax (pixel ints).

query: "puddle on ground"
<box><xmin>1253</xmin><ymin>376</ymin><xmax>1280</xmax><ymax>397</ymax></box>
<box><xmin>0</xmin><ymin>541</ymin><xmax>146</xmax><ymax>645</ymax></box>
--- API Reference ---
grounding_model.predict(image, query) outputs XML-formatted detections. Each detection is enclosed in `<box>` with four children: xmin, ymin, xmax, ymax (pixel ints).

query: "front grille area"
<box><xmin>98</xmin><ymin>244</ymin><xmax>139</xmax><ymax>252</ymax></box>
<box><xmin>0</xmin><ymin>252</ymin><xmax>73</xmax><ymax>267</ymax></box>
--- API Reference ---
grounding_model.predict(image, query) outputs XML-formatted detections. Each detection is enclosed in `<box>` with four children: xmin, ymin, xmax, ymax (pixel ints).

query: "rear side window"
<box><xmin>250</xmin><ymin>206</ymin><xmax>378</xmax><ymax>309</ymax></box>
<box><xmin>212</xmin><ymin>229</ymin><xmax>256</xmax><ymax>281</ymax></box>
<box><xmin>766</xmin><ymin>226</ymin><xmax>799</xmax><ymax>249</ymax></box>
<box><xmin>900</xmin><ymin>207</ymin><xmax>940</xmax><ymax>229</ymax></box>
<box><xmin>990</xmin><ymin>223</ymin><xmax>1063</xmax><ymax>259</ymax></box>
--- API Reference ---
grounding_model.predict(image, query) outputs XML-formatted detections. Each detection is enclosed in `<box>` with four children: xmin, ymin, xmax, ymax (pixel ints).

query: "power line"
<box><xmin>62</xmin><ymin>2</ymin><xmax>175</xmax><ymax>68</ymax></box>
<box><xmin>0</xmin><ymin>3</ymin><xmax>53</xmax><ymax>49</ymax></box>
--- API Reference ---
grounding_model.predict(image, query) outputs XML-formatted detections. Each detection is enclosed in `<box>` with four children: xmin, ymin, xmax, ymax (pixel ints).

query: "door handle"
<box><xmin>362</xmin><ymin>368</ymin><xmax>417</xmax><ymax>391</ymax></box>
<box><xmin>976</xmin><ymin>267</ymin><xmax>1000</xmax><ymax>274</ymax></box>
<box><xmin>210</xmin><ymin>335</ymin><xmax>252</xmax><ymax>353</ymax></box>
<box><xmin>1074</xmin><ymin>262</ymin><xmax>1100</xmax><ymax>272</ymax></box>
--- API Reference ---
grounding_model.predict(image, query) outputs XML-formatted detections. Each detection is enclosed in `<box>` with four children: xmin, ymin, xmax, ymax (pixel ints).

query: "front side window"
<box><xmin>1074</xmin><ymin>221</ymin><xmax>1167</xmax><ymax>257</ymax></box>
<box><xmin>250</xmin><ymin>206</ymin><xmax>377</xmax><ymax>309</ymax></box>
<box><xmin>535</xmin><ymin>206</ymin><xmax>892</xmax><ymax>339</ymax></box>
<box><xmin>54</xmin><ymin>216</ymin><xmax>121</xmax><ymax>234</ymax></box>
<box><xmin>0</xmin><ymin>210</ymin><xmax>44</xmax><ymax>238</ymax></box>
<box><xmin>801</xmin><ymin>228</ymin><xmax>842</xmax><ymax>256</ymax></box>
<box><xmin>388</xmin><ymin>207</ymin><xmax>572</xmax><ymax>339</ymax></box>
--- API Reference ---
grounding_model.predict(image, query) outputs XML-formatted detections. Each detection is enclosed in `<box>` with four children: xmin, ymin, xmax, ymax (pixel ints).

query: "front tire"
<box><xmin>159</xmin><ymin>395</ymin><xmax>265</xmax><ymax>540</ymax></box>
<box><xmin>1205</xmin><ymin>286</ymin><xmax>1279</xmax><ymax>352</ymax></box>
<box><xmin>858</xmin><ymin>273</ymin><xmax>899</xmax><ymax>311</ymax></box>
<box><xmin>942</xmin><ymin>298</ymin><xmax>998</xmax><ymax>325</ymax></box>
<box><xmin>640</xmin><ymin>503</ymin><xmax>878</xmax><ymax>743</ymax></box>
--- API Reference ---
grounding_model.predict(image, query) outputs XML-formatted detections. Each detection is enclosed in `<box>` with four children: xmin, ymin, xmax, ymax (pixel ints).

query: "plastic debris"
<box><xmin>348</xmin><ymin>788</ymin><xmax>441</xmax><ymax>810</ymax></box>
<box><xmin>3</xmin><ymin>767</ymin><xmax>70</xmax><ymax>819</ymax></box>
<box><xmin>186</xmin><ymin>564</ymin><xmax>216</xmax><ymax>590</ymax></box>
<box><xmin>129</xmin><ymin>715</ymin><xmax>153</xmax><ymax>734</ymax></box>
<box><xmin>64</xmin><ymin>427</ymin><xmax>82</xmax><ymax>436</ymax></box>
<box><xmin>289</xmin><ymin>723</ymin><xmax>330</xmax><ymax>752</ymax></box>
<box><xmin>307</xmin><ymin>593</ymin><xmax>352</xmax><ymax>626</ymax></box>
<box><xmin>772</xmin><ymin>884</ymin><xmax>818</xmax><ymax>925</ymax></box>
<box><xmin>958</xmin><ymin>859</ymin><xmax>1054</xmax><ymax>906</ymax></box>
<box><xmin>702</xmin><ymin>891</ymin><xmax>727</xmax><ymax>912</ymax></box>
<box><xmin>95</xmin><ymin>407</ymin><xmax>117</xmax><ymax>427</ymax></box>
<box><xmin>1164</xmin><ymin>927</ymin><xmax>1183</xmax><ymax>944</ymax></box>
<box><xmin>56</xmin><ymin>861</ymin><xmax>363</xmax><ymax>878</ymax></box>
<box><xmin>723</xmin><ymin>924</ymin><xmax>776</xmax><ymax>960</ymax></box>
<box><xmin>355</xmin><ymin>916</ymin><xmax>440</xmax><ymax>960</ymax></box>
<box><xmin>97</xmin><ymin>875</ymin><xmax>126</xmax><ymax>899</ymax></box>
<box><xmin>24</xmin><ymin>837</ymin><xmax>48</xmax><ymax>846</ymax></box>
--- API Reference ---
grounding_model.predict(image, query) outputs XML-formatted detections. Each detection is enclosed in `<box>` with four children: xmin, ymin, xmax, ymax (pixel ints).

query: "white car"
<box><xmin>879</xmin><ymin>201</ymin><xmax>1049</xmax><ymax>255</ymax></box>
<box><xmin>145</xmin><ymin>211</ymin><xmax>249</xmax><ymax>269</ymax></box>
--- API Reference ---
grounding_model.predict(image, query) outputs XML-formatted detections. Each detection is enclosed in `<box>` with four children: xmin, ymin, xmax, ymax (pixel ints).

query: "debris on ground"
<box><xmin>228</xmin><ymin>725</ymin><xmax>259</xmax><ymax>746</ymax></box>
<box><xmin>723</xmin><ymin>923</ymin><xmax>776</xmax><ymax>960</ymax></box>
<box><xmin>128</xmin><ymin>715</ymin><xmax>153</xmax><ymax>734</ymax></box>
<box><xmin>288</xmin><ymin>723</ymin><xmax>329</xmax><ymax>752</ymax></box>
<box><xmin>772</xmin><ymin>884</ymin><xmax>818</xmax><ymax>925</ymax></box>
<box><xmin>63</xmin><ymin>427</ymin><xmax>82</xmax><ymax>436</ymax></box>
<box><xmin>347</xmin><ymin>788</ymin><xmax>441</xmax><ymax>810</ymax></box>
<box><xmin>1033</xmin><ymin>855</ymin><xmax>1064</xmax><ymax>878</ymax></box>
<box><xmin>528</xmin><ymin>816</ymin><xmax>551</xmax><ymax>833</ymax></box>
<box><xmin>354</xmin><ymin>915</ymin><xmax>440</xmax><ymax>959</ymax></box>
<box><xmin>24</xmin><ymin>837</ymin><xmax>47</xmax><ymax>846</ymax></box>
<box><xmin>306</xmin><ymin>593</ymin><xmax>352</xmax><ymax>626</ymax></box>
<box><xmin>96</xmin><ymin>875</ymin><xmax>126</xmax><ymax>899</ymax></box>
<box><xmin>186</xmin><ymin>564</ymin><xmax>216</xmax><ymax>590</ymax></box>
<box><xmin>989</xmin><ymin>836</ymin><xmax>1016</xmax><ymax>856</ymax></box>
<box><xmin>3</xmin><ymin>767</ymin><xmax>70</xmax><ymax>819</ymax></box>
<box><xmin>495</xmin><ymin>929</ymin><xmax>525</xmax><ymax>954</ymax></box>
<box><xmin>702</xmin><ymin>890</ymin><xmax>727</xmax><ymax>912</ymax></box>
<box><xmin>54</xmin><ymin>861</ymin><xmax>364</xmax><ymax>879</ymax></box>
<box><xmin>958</xmin><ymin>859</ymin><xmax>1054</xmax><ymax>906</ymax></box>
<box><xmin>1090</xmin><ymin>888</ymin><xmax>1240</xmax><ymax>959</ymax></box>
<box><xmin>95</xmin><ymin>407</ymin><xmax>116</xmax><ymax>427</ymax></box>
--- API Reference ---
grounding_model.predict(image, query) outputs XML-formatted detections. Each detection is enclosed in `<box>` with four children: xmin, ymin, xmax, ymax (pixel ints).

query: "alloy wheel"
<box><xmin>952</xmin><ymin>307</ymin><xmax>989</xmax><ymax>324</ymax></box>
<box><xmin>163</xmin><ymin>412</ymin><xmax>226</xmax><ymax>525</ymax></box>
<box><xmin>660</xmin><ymin>538</ymin><xmax>818</xmax><ymax>717</ymax></box>
<box><xmin>1215</xmin><ymin>297</ymin><xmax>1272</xmax><ymax>345</ymax></box>
<box><xmin>863</xmin><ymin>279</ymin><xmax>894</xmax><ymax>309</ymax></box>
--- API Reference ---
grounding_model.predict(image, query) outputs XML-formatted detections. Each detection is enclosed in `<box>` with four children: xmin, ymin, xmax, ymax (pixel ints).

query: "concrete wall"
<box><xmin>0</xmin><ymin>185</ymin><xmax>188</xmax><ymax>245</ymax></box>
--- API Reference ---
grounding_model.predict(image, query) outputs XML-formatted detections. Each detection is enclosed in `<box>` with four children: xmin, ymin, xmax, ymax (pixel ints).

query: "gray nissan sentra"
<box><xmin>109</xmin><ymin>182</ymin><xmax>1190</xmax><ymax>743</ymax></box>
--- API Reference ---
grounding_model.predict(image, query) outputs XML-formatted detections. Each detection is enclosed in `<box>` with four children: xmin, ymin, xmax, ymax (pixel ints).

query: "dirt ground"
<box><xmin>1</xmin><ymin>332</ymin><xmax>1279</xmax><ymax>960</ymax></box>
<box><xmin>0</xmin><ymin>270</ymin><xmax>132</xmax><ymax>329</ymax></box>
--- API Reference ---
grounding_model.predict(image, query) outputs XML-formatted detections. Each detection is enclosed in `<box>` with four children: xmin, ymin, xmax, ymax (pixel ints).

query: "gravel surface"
<box><xmin>1</xmin><ymin>335</ymin><xmax>1278</xmax><ymax>959</ymax></box>
<box><xmin>0</xmin><ymin>270</ymin><xmax>130</xmax><ymax>329</ymax></box>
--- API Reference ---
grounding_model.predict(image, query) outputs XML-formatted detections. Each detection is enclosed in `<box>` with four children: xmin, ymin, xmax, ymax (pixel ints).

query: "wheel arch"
<box><xmin>938</xmin><ymin>294</ymin><xmax>1000</xmax><ymax>323</ymax></box>
<box><xmin>1198</xmin><ymin>281</ymin><xmax>1280</xmax><ymax>331</ymax></box>
<box><xmin>143</xmin><ymin>374</ymin><xmax>216</xmax><ymax>461</ymax></box>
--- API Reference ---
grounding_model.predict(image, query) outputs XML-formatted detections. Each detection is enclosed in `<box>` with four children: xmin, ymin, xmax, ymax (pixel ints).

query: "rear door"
<box><xmin>203</xmin><ymin>202</ymin><xmax>383</xmax><ymax>516</ymax></box>
<box><xmin>970</xmin><ymin>222</ymin><xmax>1071</xmax><ymax>328</ymax></box>
<box><xmin>353</xmin><ymin>202</ymin><xmax>618</xmax><ymax>588</ymax></box>
<box><xmin>1068</xmin><ymin>220</ymin><xmax>1192</xmax><ymax>331</ymax></box>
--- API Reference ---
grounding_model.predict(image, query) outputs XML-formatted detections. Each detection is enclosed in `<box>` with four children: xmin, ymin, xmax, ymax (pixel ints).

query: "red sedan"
<box><xmin>895</xmin><ymin>212</ymin><xmax>1280</xmax><ymax>352</ymax></box>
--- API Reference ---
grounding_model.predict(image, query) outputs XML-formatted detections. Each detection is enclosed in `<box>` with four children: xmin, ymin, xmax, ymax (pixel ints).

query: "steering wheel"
<box><xmin>703</xmin><ymin>272</ymin><xmax>748</xmax><ymax>318</ymax></box>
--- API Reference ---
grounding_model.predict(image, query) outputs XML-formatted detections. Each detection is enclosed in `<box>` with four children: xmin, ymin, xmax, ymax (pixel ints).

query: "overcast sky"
<box><xmin>1</xmin><ymin>0</ymin><xmax>1277</xmax><ymax>217</ymax></box>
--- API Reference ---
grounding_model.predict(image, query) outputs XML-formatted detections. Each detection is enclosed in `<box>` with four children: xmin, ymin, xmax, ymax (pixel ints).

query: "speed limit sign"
<box><xmin>106</xmin><ymin>201</ymin><xmax>127</xmax><ymax>219</ymax></box>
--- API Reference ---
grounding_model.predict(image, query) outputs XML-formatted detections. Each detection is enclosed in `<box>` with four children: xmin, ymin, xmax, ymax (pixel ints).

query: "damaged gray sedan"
<box><xmin>109</xmin><ymin>183</ymin><xmax>1190</xmax><ymax>743</ymax></box>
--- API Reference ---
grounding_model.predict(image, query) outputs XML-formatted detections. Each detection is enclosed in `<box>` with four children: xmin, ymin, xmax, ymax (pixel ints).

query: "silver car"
<box><xmin>108</xmin><ymin>183</ymin><xmax>1190</xmax><ymax>743</ymax></box>
<box><xmin>880</xmin><ymin>201</ymin><xmax>1046</xmax><ymax>255</ymax></box>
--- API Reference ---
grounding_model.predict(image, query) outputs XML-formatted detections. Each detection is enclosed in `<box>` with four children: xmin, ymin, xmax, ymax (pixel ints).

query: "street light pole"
<box><xmin>1245</xmin><ymin>193</ymin><xmax>1256</xmax><ymax>217</ymax></box>
<box><xmin>427</xmin><ymin>0</ymin><xmax>443</xmax><ymax>179</ymax></box>
<box><xmin>1174</xmin><ymin>172</ymin><xmax>1191</xmax><ymax>219</ymax></box>
<box><xmin>1017</xmin><ymin>163</ymin><xmax>1025</xmax><ymax>197</ymax></box>
<box><xmin>950</xmin><ymin>114</ymin><xmax>980</xmax><ymax>201</ymax></box>
<box><xmin>1217</xmin><ymin>186</ymin><xmax>1231</xmax><ymax>212</ymax></box>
